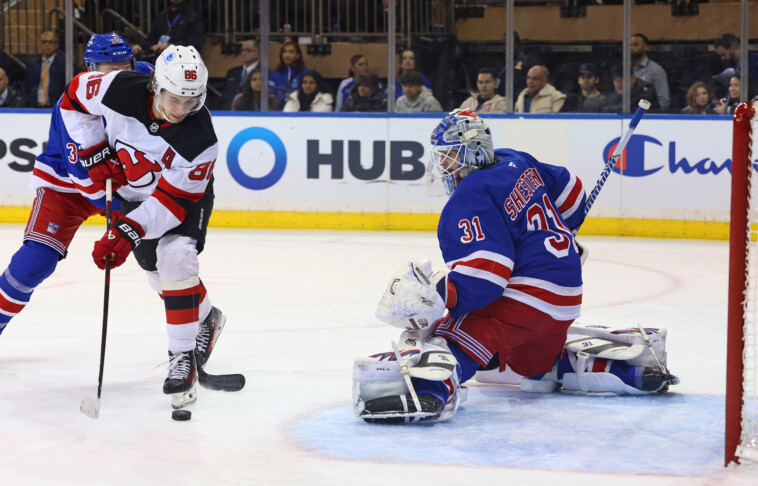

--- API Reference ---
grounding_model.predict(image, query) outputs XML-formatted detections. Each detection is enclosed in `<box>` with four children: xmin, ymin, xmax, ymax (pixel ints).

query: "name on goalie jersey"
<box><xmin>504</xmin><ymin>168</ymin><xmax>545</xmax><ymax>221</ymax></box>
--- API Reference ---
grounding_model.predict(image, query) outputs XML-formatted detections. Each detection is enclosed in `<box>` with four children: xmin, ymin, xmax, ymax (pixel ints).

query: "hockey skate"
<box><xmin>640</xmin><ymin>367</ymin><xmax>680</xmax><ymax>393</ymax></box>
<box><xmin>195</xmin><ymin>307</ymin><xmax>226</xmax><ymax>368</ymax></box>
<box><xmin>360</xmin><ymin>393</ymin><xmax>444</xmax><ymax>424</ymax></box>
<box><xmin>163</xmin><ymin>350</ymin><xmax>198</xmax><ymax>409</ymax></box>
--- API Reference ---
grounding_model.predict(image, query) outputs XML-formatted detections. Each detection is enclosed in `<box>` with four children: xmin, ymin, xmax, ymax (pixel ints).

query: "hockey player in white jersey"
<box><xmin>353</xmin><ymin>109</ymin><xmax>679</xmax><ymax>423</ymax></box>
<box><xmin>0</xmin><ymin>33</ymin><xmax>151</xmax><ymax>333</ymax></box>
<box><xmin>60</xmin><ymin>46</ymin><xmax>225</xmax><ymax>408</ymax></box>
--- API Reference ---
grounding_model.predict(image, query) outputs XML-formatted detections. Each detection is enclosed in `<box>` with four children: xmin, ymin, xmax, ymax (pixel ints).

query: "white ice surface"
<box><xmin>0</xmin><ymin>226</ymin><xmax>756</xmax><ymax>485</ymax></box>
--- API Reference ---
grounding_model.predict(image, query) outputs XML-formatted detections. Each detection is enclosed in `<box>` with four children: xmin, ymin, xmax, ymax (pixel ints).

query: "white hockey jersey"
<box><xmin>60</xmin><ymin>70</ymin><xmax>218</xmax><ymax>239</ymax></box>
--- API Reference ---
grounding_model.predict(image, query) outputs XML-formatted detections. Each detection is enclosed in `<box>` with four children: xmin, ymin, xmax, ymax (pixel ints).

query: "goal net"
<box><xmin>727</xmin><ymin>101</ymin><xmax>758</xmax><ymax>465</ymax></box>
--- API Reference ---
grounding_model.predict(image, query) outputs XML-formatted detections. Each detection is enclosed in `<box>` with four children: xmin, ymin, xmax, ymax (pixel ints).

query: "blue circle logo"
<box><xmin>226</xmin><ymin>127</ymin><xmax>287</xmax><ymax>190</ymax></box>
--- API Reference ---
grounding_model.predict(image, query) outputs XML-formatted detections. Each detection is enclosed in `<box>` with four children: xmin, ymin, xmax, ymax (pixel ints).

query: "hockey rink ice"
<box><xmin>1</xmin><ymin>225</ymin><xmax>756</xmax><ymax>485</ymax></box>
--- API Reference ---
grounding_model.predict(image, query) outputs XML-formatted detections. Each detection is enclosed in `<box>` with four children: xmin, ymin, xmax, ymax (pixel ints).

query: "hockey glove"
<box><xmin>375</xmin><ymin>259</ymin><xmax>447</xmax><ymax>331</ymax></box>
<box><xmin>92</xmin><ymin>217</ymin><xmax>144</xmax><ymax>270</ymax></box>
<box><xmin>78</xmin><ymin>140</ymin><xmax>127</xmax><ymax>190</ymax></box>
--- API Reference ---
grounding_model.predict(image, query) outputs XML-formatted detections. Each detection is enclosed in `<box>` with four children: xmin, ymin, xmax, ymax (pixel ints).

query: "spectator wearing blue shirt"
<box><xmin>269</xmin><ymin>40</ymin><xmax>308</xmax><ymax>108</ymax></box>
<box><xmin>336</xmin><ymin>54</ymin><xmax>369</xmax><ymax>112</ymax></box>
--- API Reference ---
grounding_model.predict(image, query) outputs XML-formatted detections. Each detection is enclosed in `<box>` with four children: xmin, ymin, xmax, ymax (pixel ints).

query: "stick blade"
<box><xmin>198</xmin><ymin>368</ymin><xmax>246</xmax><ymax>392</ymax></box>
<box><xmin>80</xmin><ymin>396</ymin><xmax>100</xmax><ymax>419</ymax></box>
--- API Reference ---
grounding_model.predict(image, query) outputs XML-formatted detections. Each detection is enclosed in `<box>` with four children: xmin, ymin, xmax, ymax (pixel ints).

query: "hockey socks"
<box><xmin>162</xmin><ymin>277</ymin><xmax>206</xmax><ymax>353</ymax></box>
<box><xmin>0</xmin><ymin>241</ymin><xmax>60</xmax><ymax>329</ymax></box>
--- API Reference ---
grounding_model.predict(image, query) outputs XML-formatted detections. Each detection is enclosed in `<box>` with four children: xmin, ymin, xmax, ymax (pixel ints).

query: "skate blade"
<box><xmin>80</xmin><ymin>396</ymin><xmax>100</xmax><ymax>419</ymax></box>
<box><xmin>170</xmin><ymin>383</ymin><xmax>198</xmax><ymax>410</ymax></box>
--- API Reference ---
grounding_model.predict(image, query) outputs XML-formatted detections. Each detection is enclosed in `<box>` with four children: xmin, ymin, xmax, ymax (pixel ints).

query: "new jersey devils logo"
<box><xmin>115</xmin><ymin>140</ymin><xmax>162</xmax><ymax>188</ymax></box>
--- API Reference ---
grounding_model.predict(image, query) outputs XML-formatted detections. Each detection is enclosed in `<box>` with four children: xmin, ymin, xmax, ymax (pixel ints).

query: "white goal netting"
<box><xmin>732</xmin><ymin>103</ymin><xmax>758</xmax><ymax>464</ymax></box>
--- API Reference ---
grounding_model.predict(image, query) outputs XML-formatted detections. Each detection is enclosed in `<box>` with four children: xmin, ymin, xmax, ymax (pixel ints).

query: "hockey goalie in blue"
<box><xmin>354</xmin><ymin>109</ymin><xmax>679</xmax><ymax>423</ymax></box>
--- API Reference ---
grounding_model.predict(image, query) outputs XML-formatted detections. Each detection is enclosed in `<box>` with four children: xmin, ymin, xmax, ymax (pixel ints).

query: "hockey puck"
<box><xmin>172</xmin><ymin>410</ymin><xmax>191</xmax><ymax>421</ymax></box>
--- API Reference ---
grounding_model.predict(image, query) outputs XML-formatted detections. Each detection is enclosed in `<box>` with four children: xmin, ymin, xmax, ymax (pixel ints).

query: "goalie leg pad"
<box><xmin>353</xmin><ymin>357</ymin><xmax>409</xmax><ymax>405</ymax></box>
<box><xmin>408</xmin><ymin>336</ymin><xmax>458</xmax><ymax>381</ymax></box>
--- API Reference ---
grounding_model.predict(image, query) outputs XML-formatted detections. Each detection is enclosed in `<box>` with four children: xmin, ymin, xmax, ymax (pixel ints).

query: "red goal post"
<box><xmin>727</xmin><ymin>101</ymin><xmax>758</xmax><ymax>465</ymax></box>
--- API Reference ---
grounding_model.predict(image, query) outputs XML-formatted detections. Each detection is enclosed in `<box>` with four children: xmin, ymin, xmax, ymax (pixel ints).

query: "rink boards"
<box><xmin>0</xmin><ymin>110</ymin><xmax>733</xmax><ymax>239</ymax></box>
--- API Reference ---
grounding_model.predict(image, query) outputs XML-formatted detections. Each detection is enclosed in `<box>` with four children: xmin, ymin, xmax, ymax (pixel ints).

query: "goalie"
<box><xmin>354</xmin><ymin>110</ymin><xmax>679</xmax><ymax>423</ymax></box>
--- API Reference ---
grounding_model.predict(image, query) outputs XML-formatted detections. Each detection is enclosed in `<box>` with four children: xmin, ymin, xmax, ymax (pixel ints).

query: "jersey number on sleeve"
<box><xmin>85</xmin><ymin>74</ymin><xmax>105</xmax><ymax>100</ymax></box>
<box><xmin>526</xmin><ymin>194</ymin><xmax>577</xmax><ymax>258</ymax></box>
<box><xmin>188</xmin><ymin>160</ymin><xmax>215</xmax><ymax>181</ymax></box>
<box><xmin>459</xmin><ymin>216</ymin><xmax>485</xmax><ymax>243</ymax></box>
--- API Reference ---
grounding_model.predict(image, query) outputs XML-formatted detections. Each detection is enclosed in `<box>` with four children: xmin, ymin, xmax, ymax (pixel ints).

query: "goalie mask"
<box><xmin>428</xmin><ymin>109</ymin><xmax>494</xmax><ymax>196</ymax></box>
<box><xmin>152</xmin><ymin>45</ymin><xmax>208</xmax><ymax>122</ymax></box>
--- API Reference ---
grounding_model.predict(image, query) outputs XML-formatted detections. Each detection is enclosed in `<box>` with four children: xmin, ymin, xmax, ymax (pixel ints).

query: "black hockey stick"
<box><xmin>198</xmin><ymin>362</ymin><xmax>246</xmax><ymax>392</ymax></box>
<box><xmin>80</xmin><ymin>178</ymin><xmax>113</xmax><ymax>419</ymax></box>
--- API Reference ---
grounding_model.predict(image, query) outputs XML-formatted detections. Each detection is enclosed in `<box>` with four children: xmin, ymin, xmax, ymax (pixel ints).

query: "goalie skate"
<box><xmin>163</xmin><ymin>350</ymin><xmax>198</xmax><ymax>409</ymax></box>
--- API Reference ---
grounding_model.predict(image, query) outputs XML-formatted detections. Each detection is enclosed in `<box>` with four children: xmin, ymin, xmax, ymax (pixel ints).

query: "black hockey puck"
<box><xmin>172</xmin><ymin>410</ymin><xmax>191</xmax><ymax>421</ymax></box>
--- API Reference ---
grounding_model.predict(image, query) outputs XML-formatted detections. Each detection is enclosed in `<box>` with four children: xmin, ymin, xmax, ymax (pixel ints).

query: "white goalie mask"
<box><xmin>152</xmin><ymin>45</ymin><xmax>208</xmax><ymax>121</ymax></box>
<box><xmin>427</xmin><ymin>109</ymin><xmax>495</xmax><ymax>196</ymax></box>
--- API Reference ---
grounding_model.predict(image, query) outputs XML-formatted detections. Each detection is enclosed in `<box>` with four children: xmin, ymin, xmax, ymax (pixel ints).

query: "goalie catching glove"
<box><xmin>92</xmin><ymin>217</ymin><xmax>144</xmax><ymax>269</ymax></box>
<box><xmin>375</xmin><ymin>259</ymin><xmax>447</xmax><ymax>331</ymax></box>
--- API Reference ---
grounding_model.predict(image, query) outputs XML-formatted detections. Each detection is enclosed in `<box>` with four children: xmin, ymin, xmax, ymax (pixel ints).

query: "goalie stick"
<box><xmin>584</xmin><ymin>99</ymin><xmax>651</xmax><ymax>217</ymax></box>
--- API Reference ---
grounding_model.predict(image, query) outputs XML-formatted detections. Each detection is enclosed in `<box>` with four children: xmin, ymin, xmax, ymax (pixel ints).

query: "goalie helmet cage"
<box><xmin>727</xmin><ymin>101</ymin><xmax>758</xmax><ymax>465</ymax></box>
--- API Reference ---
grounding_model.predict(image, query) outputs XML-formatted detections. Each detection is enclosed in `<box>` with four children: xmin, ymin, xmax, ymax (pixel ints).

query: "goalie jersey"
<box><xmin>59</xmin><ymin>70</ymin><xmax>218</xmax><ymax>239</ymax></box>
<box><xmin>438</xmin><ymin>148</ymin><xmax>587</xmax><ymax>321</ymax></box>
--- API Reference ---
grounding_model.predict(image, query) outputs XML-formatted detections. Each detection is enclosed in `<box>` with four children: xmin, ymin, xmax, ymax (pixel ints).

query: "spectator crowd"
<box><xmin>0</xmin><ymin>10</ymin><xmax>752</xmax><ymax>116</ymax></box>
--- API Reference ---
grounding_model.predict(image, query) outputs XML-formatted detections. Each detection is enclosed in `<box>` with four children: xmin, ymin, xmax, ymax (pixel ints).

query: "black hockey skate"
<box><xmin>164</xmin><ymin>350</ymin><xmax>198</xmax><ymax>409</ymax></box>
<box><xmin>641</xmin><ymin>367</ymin><xmax>680</xmax><ymax>393</ymax></box>
<box><xmin>195</xmin><ymin>307</ymin><xmax>226</xmax><ymax>368</ymax></box>
<box><xmin>361</xmin><ymin>393</ymin><xmax>444</xmax><ymax>424</ymax></box>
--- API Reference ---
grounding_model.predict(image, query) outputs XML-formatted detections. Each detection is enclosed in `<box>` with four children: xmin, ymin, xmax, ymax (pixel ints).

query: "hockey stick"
<box><xmin>80</xmin><ymin>178</ymin><xmax>113</xmax><ymax>419</ymax></box>
<box><xmin>583</xmin><ymin>99</ymin><xmax>651</xmax><ymax>217</ymax></box>
<box><xmin>197</xmin><ymin>363</ymin><xmax>246</xmax><ymax>392</ymax></box>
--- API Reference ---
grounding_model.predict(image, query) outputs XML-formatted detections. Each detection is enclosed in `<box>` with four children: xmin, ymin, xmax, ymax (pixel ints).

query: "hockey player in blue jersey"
<box><xmin>0</xmin><ymin>33</ymin><xmax>153</xmax><ymax>331</ymax></box>
<box><xmin>354</xmin><ymin>109</ymin><xmax>679</xmax><ymax>423</ymax></box>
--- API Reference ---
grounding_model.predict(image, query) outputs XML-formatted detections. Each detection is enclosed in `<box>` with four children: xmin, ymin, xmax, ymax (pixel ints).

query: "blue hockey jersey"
<box><xmin>30</xmin><ymin>96</ymin><xmax>115</xmax><ymax>210</ymax></box>
<box><xmin>30</xmin><ymin>62</ymin><xmax>154</xmax><ymax>210</ymax></box>
<box><xmin>438</xmin><ymin>148</ymin><xmax>587</xmax><ymax>321</ymax></box>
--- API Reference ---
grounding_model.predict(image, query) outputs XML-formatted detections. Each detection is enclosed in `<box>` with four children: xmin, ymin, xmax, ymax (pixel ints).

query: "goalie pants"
<box><xmin>436</xmin><ymin>298</ymin><xmax>573</xmax><ymax>378</ymax></box>
<box><xmin>120</xmin><ymin>181</ymin><xmax>215</xmax><ymax>353</ymax></box>
<box><xmin>0</xmin><ymin>188</ymin><xmax>118</xmax><ymax>328</ymax></box>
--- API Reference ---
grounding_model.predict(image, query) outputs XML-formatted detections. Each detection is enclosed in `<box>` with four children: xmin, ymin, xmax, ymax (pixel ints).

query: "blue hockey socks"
<box><xmin>0</xmin><ymin>241</ymin><xmax>60</xmax><ymax>331</ymax></box>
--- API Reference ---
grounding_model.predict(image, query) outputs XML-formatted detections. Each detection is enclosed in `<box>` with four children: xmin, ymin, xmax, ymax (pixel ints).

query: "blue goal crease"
<box><xmin>293</xmin><ymin>389</ymin><xmax>724</xmax><ymax>477</ymax></box>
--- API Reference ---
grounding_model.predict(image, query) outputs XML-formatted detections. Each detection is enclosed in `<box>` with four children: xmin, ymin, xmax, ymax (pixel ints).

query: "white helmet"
<box><xmin>153</xmin><ymin>45</ymin><xmax>208</xmax><ymax>118</ymax></box>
